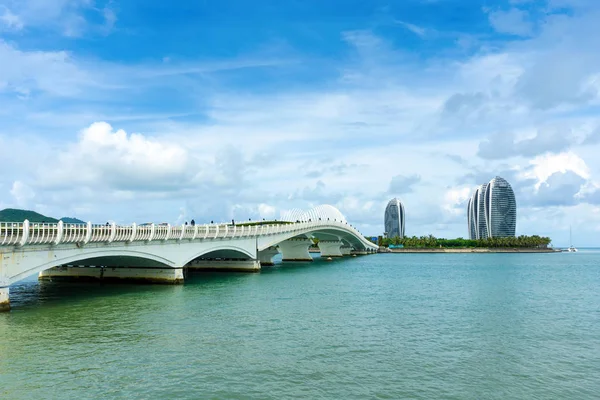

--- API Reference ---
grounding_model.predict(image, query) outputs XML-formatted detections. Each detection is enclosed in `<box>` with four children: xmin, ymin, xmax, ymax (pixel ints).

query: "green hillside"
<box><xmin>60</xmin><ymin>217</ymin><xmax>86</xmax><ymax>224</ymax></box>
<box><xmin>0</xmin><ymin>208</ymin><xmax>59</xmax><ymax>223</ymax></box>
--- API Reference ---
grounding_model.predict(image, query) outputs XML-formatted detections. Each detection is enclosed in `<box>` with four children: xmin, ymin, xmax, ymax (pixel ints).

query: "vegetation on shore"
<box><xmin>371</xmin><ymin>235</ymin><xmax>552</xmax><ymax>249</ymax></box>
<box><xmin>0</xmin><ymin>208</ymin><xmax>59</xmax><ymax>223</ymax></box>
<box><xmin>60</xmin><ymin>217</ymin><xmax>86</xmax><ymax>224</ymax></box>
<box><xmin>0</xmin><ymin>208</ymin><xmax>85</xmax><ymax>224</ymax></box>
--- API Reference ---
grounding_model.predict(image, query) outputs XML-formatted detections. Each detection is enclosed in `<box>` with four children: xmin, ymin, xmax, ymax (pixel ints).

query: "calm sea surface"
<box><xmin>1</xmin><ymin>252</ymin><xmax>599</xmax><ymax>399</ymax></box>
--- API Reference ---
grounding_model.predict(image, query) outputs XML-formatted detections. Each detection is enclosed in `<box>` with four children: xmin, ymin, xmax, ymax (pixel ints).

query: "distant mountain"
<box><xmin>60</xmin><ymin>217</ymin><xmax>86</xmax><ymax>224</ymax></box>
<box><xmin>0</xmin><ymin>208</ymin><xmax>59</xmax><ymax>223</ymax></box>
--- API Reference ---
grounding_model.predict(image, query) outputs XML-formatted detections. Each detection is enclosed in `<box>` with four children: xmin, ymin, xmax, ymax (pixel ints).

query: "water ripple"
<box><xmin>1</xmin><ymin>253</ymin><xmax>599</xmax><ymax>399</ymax></box>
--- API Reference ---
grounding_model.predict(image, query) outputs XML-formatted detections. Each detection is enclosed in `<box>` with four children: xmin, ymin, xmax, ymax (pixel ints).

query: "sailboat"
<box><xmin>567</xmin><ymin>226</ymin><xmax>578</xmax><ymax>252</ymax></box>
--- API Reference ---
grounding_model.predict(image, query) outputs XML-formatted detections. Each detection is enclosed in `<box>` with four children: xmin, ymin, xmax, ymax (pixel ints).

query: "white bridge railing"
<box><xmin>0</xmin><ymin>220</ymin><xmax>376</xmax><ymax>249</ymax></box>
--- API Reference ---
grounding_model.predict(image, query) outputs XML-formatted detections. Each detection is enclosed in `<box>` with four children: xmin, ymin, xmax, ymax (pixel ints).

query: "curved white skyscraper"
<box><xmin>467</xmin><ymin>184</ymin><xmax>488</xmax><ymax>240</ymax></box>
<box><xmin>485</xmin><ymin>176</ymin><xmax>517</xmax><ymax>238</ymax></box>
<box><xmin>467</xmin><ymin>176</ymin><xmax>516</xmax><ymax>239</ymax></box>
<box><xmin>384</xmin><ymin>198</ymin><xmax>405</xmax><ymax>238</ymax></box>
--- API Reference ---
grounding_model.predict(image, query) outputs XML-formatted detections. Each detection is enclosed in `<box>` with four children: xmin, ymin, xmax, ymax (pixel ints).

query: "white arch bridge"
<box><xmin>0</xmin><ymin>207</ymin><xmax>377</xmax><ymax>311</ymax></box>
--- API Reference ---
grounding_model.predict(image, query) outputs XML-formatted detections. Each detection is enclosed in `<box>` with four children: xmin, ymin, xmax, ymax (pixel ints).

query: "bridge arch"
<box><xmin>258</xmin><ymin>226</ymin><xmax>368</xmax><ymax>251</ymax></box>
<box><xmin>9</xmin><ymin>249</ymin><xmax>177</xmax><ymax>285</ymax></box>
<box><xmin>181</xmin><ymin>245</ymin><xmax>255</xmax><ymax>267</ymax></box>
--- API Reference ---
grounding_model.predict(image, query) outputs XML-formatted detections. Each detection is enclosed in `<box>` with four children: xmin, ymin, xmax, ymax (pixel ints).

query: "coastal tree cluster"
<box><xmin>371</xmin><ymin>235</ymin><xmax>552</xmax><ymax>249</ymax></box>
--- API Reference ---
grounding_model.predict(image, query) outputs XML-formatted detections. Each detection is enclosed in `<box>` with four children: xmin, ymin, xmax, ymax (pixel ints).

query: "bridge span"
<box><xmin>0</xmin><ymin>206</ymin><xmax>377</xmax><ymax>311</ymax></box>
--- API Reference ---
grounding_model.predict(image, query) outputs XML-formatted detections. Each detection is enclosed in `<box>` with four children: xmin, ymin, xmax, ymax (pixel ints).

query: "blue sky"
<box><xmin>1</xmin><ymin>0</ymin><xmax>600</xmax><ymax>246</ymax></box>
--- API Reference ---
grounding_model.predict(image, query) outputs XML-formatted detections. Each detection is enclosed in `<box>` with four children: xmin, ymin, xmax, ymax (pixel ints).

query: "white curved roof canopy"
<box><xmin>281</xmin><ymin>204</ymin><xmax>347</xmax><ymax>223</ymax></box>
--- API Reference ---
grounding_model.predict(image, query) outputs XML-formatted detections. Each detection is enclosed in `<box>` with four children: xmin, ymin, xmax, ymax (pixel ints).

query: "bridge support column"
<box><xmin>39</xmin><ymin>266</ymin><xmax>184</xmax><ymax>284</ymax></box>
<box><xmin>317</xmin><ymin>240</ymin><xmax>343</xmax><ymax>257</ymax></box>
<box><xmin>341</xmin><ymin>246</ymin><xmax>352</xmax><ymax>256</ymax></box>
<box><xmin>351</xmin><ymin>250</ymin><xmax>368</xmax><ymax>255</ymax></box>
<box><xmin>0</xmin><ymin>287</ymin><xmax>9</xmax><ymax>312</ymax></box>
<box><xmin>258</xmin><ymin>247</ymin><xmax>280</xmax><ymax>266</ymax></box>
<box><xmin>279</xmin><ymin>238</ymin><xmax>313</xmax><ymax>262</ymax></box>
<box><xmin>187</xmin><ymin>259</ymin><xmax>261</xmax><ymax>272</ymax></box>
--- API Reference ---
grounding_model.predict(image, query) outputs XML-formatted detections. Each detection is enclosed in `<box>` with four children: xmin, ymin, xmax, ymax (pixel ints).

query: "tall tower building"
<box><xmin>485</xmin><ymin>176</ymin><xmax>517</xmax><ymax>238</ymax></box>
<box><xmin>467</xmin><ymin>196</ymin><xmax>477</xmax><ymax>240</ymax></box>
<box><xmin>384</xmin><ymin>198</ymin><xmax>405</xmax><ymax>238</ymax></box>
<box><xmin>477</xmin><ymin>183</ymin><xmax>489</xmax><ymax>239</ymax></box>
<box><xmin>467</xmin><ymin>176</ymin><xmax>516</xmax><ymax>239</ymax></box>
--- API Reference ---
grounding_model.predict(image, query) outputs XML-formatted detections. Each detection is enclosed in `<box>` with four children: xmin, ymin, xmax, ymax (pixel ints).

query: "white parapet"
<box><xmin>278</xmin><ymin>238</ymin><xmax>314</xmax><ymax>262</ymax></box>
<box><xmin>0</xmin><ymin>287</ymin><xmax>9</xmax><ymax>312</ymax></box>
<box><xmin>38</xmin><ymin>266</ymin><xmax>184</xmax><ymax>284</ymax></box>
<box><xmin>317</xmin><ymin>240</ymin><xmax>344</xmax><ymax>257</ymax></box>
<box><xmin>187</xmin><ymin>259</ymin><xmax>261</xmax><ymax>272</ymax></box>
<box><xmin>258</xmin><ymin>247</ymin><xmax>280</xmax><ymax>266</ymax></box>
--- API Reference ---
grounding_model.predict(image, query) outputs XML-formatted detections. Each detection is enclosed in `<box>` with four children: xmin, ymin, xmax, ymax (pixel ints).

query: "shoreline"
<box><xmin>383</xmin><ymin>248</ymin><xmax>559</xmax><ymax>253</ymax></box>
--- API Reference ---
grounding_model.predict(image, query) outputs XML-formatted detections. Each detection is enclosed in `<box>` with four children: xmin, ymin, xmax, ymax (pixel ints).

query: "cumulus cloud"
<box><xmin>441</xmin><ymin>186</ymin><xmax>473</xmax><ymax>224</ymax></box>
<box><xmin>531</xmin><ymin>171</ymin><xmax>586</xmax><ymax>207</ymax></box>
<box><xmin>10</xmin><ymin>181</ymin><xmax>35</xmax><ymax>207</ymax></box>
<box><xmin>257</xmin><ymin>203</ymin><xmax>276</xmax><ymax>219</ymax></box>
<box><xmin>524</xmin><ymin>152</ymin><xmax>590</xmax><ymax>187</ymax></box>
<box><xmin>478</xmin><ymin>128</ymin><xmax>574</xmax><ymax>160</ymax></box>
<box><xmin>290</xmin><ymin>180</ymin><xmax>345</xmax><ymax>205</ymax></box>
<box><xmin>581</xmin><ymin>188</ymin><xmax>600</xmax><ymax>205</ymax></box>
<box><xmin>37</xmin><ymin>122</ymin><xmax>192</xmax><ymax>191</ymax></box>
<box><xmin>388</xmin><ymin>174</ymin><xmax>421</xmax><ymax>194</ymax></box>
<box><xmin>515</xmin><ymin>53</ymin><xmax>599</xmax><ymax>110</ymax></box>
<box><xmin>443</xmin><ymin>92</ymin><xmax>486</xmax><ymax>114</ymax></box>
<box><xmin>582</xmin><ymin>126</ymin><xmax>600</xmax><ymax>145</ymax></box>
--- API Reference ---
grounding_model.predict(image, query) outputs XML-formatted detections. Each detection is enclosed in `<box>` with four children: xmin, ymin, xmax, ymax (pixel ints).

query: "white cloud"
<box><xmin>488</xmin><ymin>8</ymin><xmax>533</xmax><ymax>36</ymax></box>
<box><xmin>257</xmin><ymin>204</ymin><xmax>276</xmax><ymax>219</ymax></box>
<box><xmin>457</xmin><ymin>53</ymin><xmax>524</xmax><ymax>96</ymax></box>
<box><xmin>395</xmin><ymin>20</ymin><xmax>427</xmax><ymax>37</ymax></box>
<box><xmin>1</xmin><ymin>0</ymin><xmax>108</xmax><ymax>37</ymax></box>
<box><xmin>0</xmin><ymin>6</ymin><xmax>23</xmax><ymax>30</ymax></box>
<box><xmin>37</xmin><ymin>122</ymin><xmax>192</xmax><ymax>191</ymax></box>
<box><xmin>10</xmin><ymin>181</ymin><xmax>35</xmax><ymax>206</ymax></box>
<box><xmin>442</xmin><ymin>187</ymin><xmax>472</xmax><ymax>215</ymax></box>
<box><xmin>0</xmin><ymin>40</ymin><xmax>89</xmax><ymax>96</ymax></box>
<box><xmin>102</xmin><ymin>5</ymin><xmax>116</xmax><ymax>33</ymax></box>
<box><xmin>478</xmin><ymin>127</ymin><xmax>574</xmax><ymax>159</ymax></box>
<box><xmin>523</xmin><ymin>152</ymin><xmax>591</xmax><ymax>188</ymax></box>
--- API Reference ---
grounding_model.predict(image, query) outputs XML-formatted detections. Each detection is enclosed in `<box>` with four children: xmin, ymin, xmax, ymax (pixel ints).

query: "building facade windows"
<box><xmin>384</xmin><ymin>198</ymin><xmax>405</xmax><ymax>238</ymax></box>
<box><xmin>467</xmin><ymin>176</ymin><xmax>516</xmax><ymax>239</ymax></box>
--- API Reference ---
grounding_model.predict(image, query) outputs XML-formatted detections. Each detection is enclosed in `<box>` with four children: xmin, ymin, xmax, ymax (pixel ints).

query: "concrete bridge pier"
<box><xmin>279</xmin><ymin>238</ymin><xmax>314</xmax><ymax>262</ymax></box>
<box><xmin>186</xmin><ymin>259</ymin><xmax>261</xmax><ymax>272</ymax></box>
<box><xmin>258</xmin><ymin>247</ymin><xmax>280</xmax><ymax>266</ymax></box>
<box><xmin>0</xmin><ymin>287</ymin><xmax>9</xmax><ymax>312</ymax></box>
<box><xmin>341</xmin><ymin>246</ymin><xmax>353</xmax><ymax>256</ymax></box>
<box><xmin>38</xmin><ymin>266</ymin><xmax>184</xmax><ymax>284</ymax></box>
<box><xmin>317</xmin><ymin>240</ymin><xmax>344</xmax><ymax>257</ymax></box>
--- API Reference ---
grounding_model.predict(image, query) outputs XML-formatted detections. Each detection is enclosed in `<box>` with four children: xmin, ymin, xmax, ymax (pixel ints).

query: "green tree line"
<box><xmin>369</xmin><ymin>235</ymin><xmax>552</xmax><ymax>249</ymax></box>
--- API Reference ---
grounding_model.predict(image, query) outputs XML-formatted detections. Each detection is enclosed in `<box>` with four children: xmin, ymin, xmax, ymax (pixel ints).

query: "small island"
<box><xmin>370</xmin><ymin>235</ymin><xmax>558</xmax><ymax>253</ymax></box>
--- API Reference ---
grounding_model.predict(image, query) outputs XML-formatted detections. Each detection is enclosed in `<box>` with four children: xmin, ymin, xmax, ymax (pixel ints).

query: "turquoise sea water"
<box><xmin>1</xmin><ymin>252</ymin><xmax>599</xmax><ymax>399</ymax></box>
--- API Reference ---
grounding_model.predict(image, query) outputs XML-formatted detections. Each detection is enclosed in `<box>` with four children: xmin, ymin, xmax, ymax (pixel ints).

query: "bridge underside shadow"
<box><xmin>185</xmin><ymin>249</ymin><xmax>260</xmax><ymax>273</ymax></box>
<box><xmin>39</xmin><ymin>255</ymin><xmax>184</xmax><ymax>284</ymax></box>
